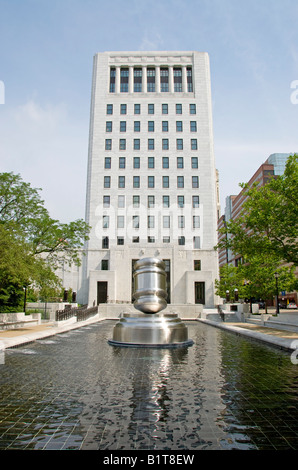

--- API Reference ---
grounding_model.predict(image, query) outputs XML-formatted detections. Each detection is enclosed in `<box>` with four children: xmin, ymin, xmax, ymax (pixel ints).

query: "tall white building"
<box><xmin>80</xmin><ymin>51</ymin><xmax>219</xmax><ymax>309</ymax></box>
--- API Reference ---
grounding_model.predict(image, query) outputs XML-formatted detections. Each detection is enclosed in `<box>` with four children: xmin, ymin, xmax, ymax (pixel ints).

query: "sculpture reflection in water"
<box><xmin>108</xmin><ymin>257</ymin><xmax>193</xmax><ymax>348</ymax></box>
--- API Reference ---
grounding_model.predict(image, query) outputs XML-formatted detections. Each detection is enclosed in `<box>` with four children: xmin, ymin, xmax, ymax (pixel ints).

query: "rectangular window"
<box><xmin>176</xmin><ymin>139</ymin><xmax>183</xmax><ymax>150</ymax></box>
<box><xmin>148</xmin><ymin>195</ymin><xmax>155</xmax><ymax>208</ymax></box>
<box><xmin>133</xmin><ymin>236</ymin><xmax>139</xmax><ymax>243</ymax></box>
<box><xmin>163</xmin><ymin>195</ymin><xmax>170</xmax><ymax>208</ymax></box>
<box><xmin>162</xmin><ymin>156</ymin><xmax>169</xmax><ymax>168</ymax></box>
<box><xmin>193</xmin><ymin>216</ymin><xmax>200</xmax><ymax>228</ymax></box>
<box><xmin>148</xmin><ymin>121</ymin><xmax>154</xmax><ymax>132</ymax></box>
<box><xmin>119</xmin><ymin>157</ymin><xmax>126</xmax><ymax>169</ymax></box>
<box><xmin>148</xmin><ymin>157</ymin><xmax>155</xmax><ymax>168</ymax></box>
<box><xmin>187</xmin><ymin>67</ymin><xmax>193</xmax><ymax>92</ymax></box>
<box><xmin>163</xmin><ymin>215</ymin><xmax>170</xmax><ymax>228</ymax></box>
<box><xmin>133</xmin><ymin>157</ymin><xmax>140</xmax><ymax>168</ymax></box>
<box><xmin>120</xmin><ymin>121</ymin><xmax>126</xmax><ymax>132</ymax></box>
<box><xmin>134</xmin><ymin>68</ymin><xmax>142</xmax><ymax>92</ymax></box>
<box><xmin>104</xmin><ymin>157</ymin><xmax>111</xmax><ymax>169</ymax></box>
<box><xmin>106</xmin><ymin>121</ymin><xmax>112</xmax><ymax>132</ymax></box>
<box><xmin>133</xmin><ymin>215</ymin><xmax>139</xmax><ymax>228</ymax></box>
<box><xmin>192</xmin><ymin>176</ymin><xmax>199</xmax><ymax>188</ymax></box>
<box><xmin>117</xmin><ymin>216</ymin><xmax>125</xmax><ymax>228</ymax></box>
<box><xmin>177</xmin><ymin>157</ymin><xmax>184</xmax><ymax>168</ymax></box>
<box><xmin>193</xmin><ymin>236</ymin><xmax>201</xmax><ymax>249</ymax></box>
<box><xmin>148</xmin><ymin>215</ymin><xmax>155</xmax><ymax>228</ymax></box>
<box><xmin>109</xmin><ymin>68</ymin><xmax>116</xmax><ymax>93</ymax></box>
<box><xmin>134</xmin><ymin>121</ymin><xmax>140</xmax><ymax>132</ymax></box>
<box><xmin>148</xmin><ymin>236</ymin><xmax>155</xmax><ymax>243</ymax></box>
<box><xmin>177</xmin><ymin>176</ymin><xmax>184</xmax><ymax>188</ymax></box>
<box><xmin>107</xmin><ymin>104</ymin><xmax>113</xmax><ymax>115</ymax></box>
<box><xmin>118</xmin><ymin>195</ymin><xmax>125</xmax><ymax>208</ymax></box>
<box><xmin>162</xmin><ymin>138</ymin><xmax>169</xmax><ymax>150</ymax></box>
<box><xmin>119</xmin><ymin>139</ymin><xmax>126</xmax><ymax>150</ymax></box>
<box><xmin>178</xmin><ymin>216</ymin><xmax>185</xmax><ymax>228</ymax></box>
<box><xmin>178</xmin><ymin>236</ymin><xmax>185</xmax><ymax>246</ymax></box>
<box><xmin>134</xmin><ymin>103</ymin><xmax>141</xmax><ymax>114</ymax></box>
<box><xmin>133</xmin><ymin>195</ymin><xmax>140</xmax><ymax>208</ymax></box>
<box><xmin>162</xmin><ymin>176</ymin><xmax>169</xmax><ymax>188</ymax></box>
<box><xmin>162</xmin><ymin>121</ymin><xmax>168</xmax><ymax>132</ymax></box>
<box><xmin>103</xmin><ymin>195</ymin><xmax>110</xmax><ymax>208</ymax></box>
<box><xmin>105</xmin><ymin>139</ymin><xmax>112</xmax><ymax>150</ymax></box>
<box><xmin>191</xmin><ymin>157</ymin><xmax>198</xmax><ymax>168</ymax></box>
<box><xmin>120</xmin><ymin>68</ymin><xmax>129</xmax><ymax>92</ymax></box>
<box><xmin>176</xmin><ymin>121</ymin><xmax>183</xmax><ymax>132</ymax></box>
<box><xmin>101</xmin><ymin>259</ymin><xmax>109</xmax><ymax>270</ymax></box>
<box><xmin>191</xmin><ymin>138</ymin><xmax>198</xmax><ymax>150</ymax></box>
<box><xmin>163</xmin><ymin>236</ymin><xmax>170</xmax><ymax>243</ymax></box>
<box><xmin>192</xmin><ymin>195</ymin><xmax>200</xmax><ymax>208</ymax></box>
<box><xmin>194</xmin><ymin>260</ymin><xmax>201</xmax><ymax>271</ymax></box>
<box><xmin>177</xmin><ymin>195</ymin><xmax>184</xmax><ymax>208</ymax></box>
<box><xmin>147</xmin><ymin>68</ymin><xmax>155</xmax><ymax>92</ymax></box>
<box><xmin>120</xmin><ymin>104</ymin><xmax>127</xmax><ymax>114</ymax></box>
<box><xmin>162</xmin><ymin>104</ymin><xmax>168</xmax><ymax>114</ymax></box>
<box><xmin>160</xmin><ymin>68</ymin><xmax>169</xmax><ymax>92</ymax></box>
<box><xmin>134</xmin><ymin>139</ymin><xmax>140</xmax><ymax>150</ymax></box>
<box><xmin>148</xmin><ymin>103</ymin><xmax>154</xmax><ymax>114</ymax></box>
<box><xmin>189</xmin><ymin>104</ymin><xmax>196</xmax><ymax>114</ymax></box>
<box><xmin>148</xmin><ymin>176</ymin><xmax>155</xmax><ymax>188</ymax></box>
<box><xmin>117</xmin><ymin>237</ymin><xmax>124</xmax><ymax>246</ymax></box>
<box><xmin>133</xmin><ymin>176</ymin><xmax>140</xmax><ymax>188</ymax></box>
<box><xmin>176</xmin><ymin>103</ymin><xmax>182</xmax><ymax>114</ymax></box>
<box><xmin>104</xmin><ymin>176</ymin><xmax>110</xmax><ymax>188</ymax></box>
<box><xmin>102</xmin><ymin>236</ymin><xmax>109</xmax><ymax>249</ymax></box>
<box><xmin>174</xmin><ymin>68</ymin><xmax>182</xmax><ymax>92</ymax></box>
<box><xmin>190</xmin><ymin>121</ymin><xmax>197</xmax><ymax>132</ymax></box>
<box><xmin>118</xmin><ymin>176</ymin><xmax>125</xmax><ymax>188</ymax></box>
<box><xmin>103</xmin><ymin>215</ymin><xmax>109</xmax><ymax>228</ymax></box>
<box><xmin>148</xmin><ymin>139</ymin><xmax>154</xmax><ymax>150</ymax></box>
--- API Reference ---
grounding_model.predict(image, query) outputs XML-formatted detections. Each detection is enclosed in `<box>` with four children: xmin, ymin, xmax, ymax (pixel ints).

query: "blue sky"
<box><xmin>0</xmin><ymin>0</ymin><xmax>297</xmax><ymax>222</ymax></box>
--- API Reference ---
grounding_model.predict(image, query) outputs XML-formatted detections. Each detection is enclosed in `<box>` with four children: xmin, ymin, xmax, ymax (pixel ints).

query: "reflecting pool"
<box><xmin>0</xmin><ymin>321</ymin><xmax>298</xmax><ymax>450</ymax></box>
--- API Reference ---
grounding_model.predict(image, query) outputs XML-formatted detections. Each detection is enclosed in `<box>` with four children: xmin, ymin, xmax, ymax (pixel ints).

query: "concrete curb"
<box><xmin>197</xmin><ymin>318</ymin><xmax>298</xmax><ymax>352</ymax></box>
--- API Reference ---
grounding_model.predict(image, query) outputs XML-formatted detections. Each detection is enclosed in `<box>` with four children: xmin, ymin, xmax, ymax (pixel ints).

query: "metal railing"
<box><xmin>55</xmin><ymin>305</ymin><xmax>98</xmax><ymax>322</ymax></box>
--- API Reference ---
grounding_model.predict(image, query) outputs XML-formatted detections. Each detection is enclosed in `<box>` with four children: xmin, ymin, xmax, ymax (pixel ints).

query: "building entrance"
<box><xmin>97</xmin><ymin>281</ymin><xmax>108</xmax><ymax>304</ymax></box>
<box><xmin>195</xmin><ymin>282</ymin><xmax>205</xmax><ymax>304</ymax></box>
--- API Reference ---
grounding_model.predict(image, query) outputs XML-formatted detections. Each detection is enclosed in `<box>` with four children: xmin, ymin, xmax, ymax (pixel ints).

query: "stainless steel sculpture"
<box><xmin>108</xmin><ymin>257</ymin><xmax>193</xmax><ymax>348</ymax></box>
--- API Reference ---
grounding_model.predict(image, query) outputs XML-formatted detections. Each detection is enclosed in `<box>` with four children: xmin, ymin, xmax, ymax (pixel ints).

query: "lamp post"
<box><xmin>226</xmin><ymin>290</ymin><xmax>230</xmax><ymax>302</ymax></box>
<box><xmin>234</xmin><ymin>288</ymin><xmax>239</xmax><ymax>302</ymax></box>
<box><xmin>274</xmin><ymin>272</ymin><xmax>280</xmax><ymax>315</ymax></box>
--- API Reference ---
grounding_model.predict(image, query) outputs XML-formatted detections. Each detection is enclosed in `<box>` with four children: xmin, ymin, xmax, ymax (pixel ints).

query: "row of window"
<box><xmin>103</xmin><ymin>175</ymin><xmax>199</xmax><ymax>189</ymax></box>
<box><xmin>110</xmin><ymin>67</ymin><xmax>193</xmax><ymax>93</ymax></box>
<box><xmin>103</xmin><ymin>195</ymin><xmax>200</xmax><ymax>208</ymax></box>
<box><xmin>104</xmin><ymin>156</ymin><xmax>199</xmax><ymax>169</ymax></box>
<box><xmin>106</xmin><ymin>103</ymin><xmax>196</xmax><ymax>115</ymax></box>
<box><xmin>101</xmin><ymin>258</ymin><xmax>201</xmax><ymax>271</ymax></box>
<box><xmin>106</xmin><ymin>120</ymin><xmax>198</xmax><ymax>133</ymax></box>
<box><xmin>102</xmin><ymin>215</ymin><xmax>200</xmax><ymax>229</ymax></box>
<box><xmin>101</xmin><ymin>235</ymin><xmax>201</xmax><ymax>248</ymax></box>
<box><xmin>105</xmin><ymin>138</ymin><xmax>198</xmax><ymax>150</ymax></box>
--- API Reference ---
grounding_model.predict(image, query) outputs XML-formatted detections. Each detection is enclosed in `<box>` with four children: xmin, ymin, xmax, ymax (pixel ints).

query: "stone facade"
<box><xmin>73</xmin><ymin>51</ymin><xmax>219</xmax><ymax>308</ymax></box>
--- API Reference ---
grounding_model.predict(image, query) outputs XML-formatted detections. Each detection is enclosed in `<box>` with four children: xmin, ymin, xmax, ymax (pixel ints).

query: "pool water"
<box><xmin>0</xmin><ymin>321</ymin><xmax>298</xmax><ymax>450</ymax></box>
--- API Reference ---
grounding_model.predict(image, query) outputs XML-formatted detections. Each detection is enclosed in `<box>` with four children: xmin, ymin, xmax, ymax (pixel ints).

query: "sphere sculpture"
<box><xmin>108</xmin><ymin>257</ymin><xmax>193</xmax><ymax>348</ymax></box>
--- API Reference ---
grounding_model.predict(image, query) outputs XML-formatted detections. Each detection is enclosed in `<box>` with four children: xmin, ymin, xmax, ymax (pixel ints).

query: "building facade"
<box><xmin>79</xmin><ymin>51</ymin><xmax>219</xmax><ymax>308</ymax></box>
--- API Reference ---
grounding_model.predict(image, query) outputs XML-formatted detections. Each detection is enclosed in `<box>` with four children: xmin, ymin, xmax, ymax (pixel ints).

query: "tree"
<box><xmin>0</xmin><ymin>172</ymin><xmax>90</xmax><ymax>310</ymax></box>
<box><xmin>0</xmin><ymin>172</ymin><xmax>90</xmax><ymax>268</ymax></box>
<box><xmin>215</xmin><ymin>264</ymin><xmax>246</xmax><ymax>301</ymax></box>
<box><xmin>217</xmin><ymin>154</ymin><xmax>298</xmax><ymax>266</ymax></box>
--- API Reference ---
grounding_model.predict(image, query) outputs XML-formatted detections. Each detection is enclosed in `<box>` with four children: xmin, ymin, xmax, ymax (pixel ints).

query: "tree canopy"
<box><xmin>0</xmin><ymin>172</ymin><xmax>90</xmax><ymax>311</ymax></box>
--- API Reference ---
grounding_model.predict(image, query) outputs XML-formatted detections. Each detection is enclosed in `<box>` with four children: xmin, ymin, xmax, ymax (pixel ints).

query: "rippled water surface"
<box><xmin>0</xmin><ymin>321</ymin><xmax>298</xmax><ymax>450</ymax></box>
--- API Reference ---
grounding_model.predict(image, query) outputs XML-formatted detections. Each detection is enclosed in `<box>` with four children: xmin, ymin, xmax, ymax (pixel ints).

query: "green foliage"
<box><xmin>216</xmin><ymin>154</ymin><xmax>298</xmax><ymax>303</ymax></box>
<box><xmin>0</xmin><ymin>172</ymin><xmax>90</xmax><ymax>310</ymax></box>
<box><xmin>217</xmin><ymin>154</ymin><xmax>298</xmax><ymax>266</ymax></box>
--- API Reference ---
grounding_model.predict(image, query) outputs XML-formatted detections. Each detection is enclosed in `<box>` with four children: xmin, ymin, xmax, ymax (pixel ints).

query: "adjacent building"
<box><xmin>78</xmin><ymin>51</ymin><xmax>220</xmax><ymax>308</ymax></box>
